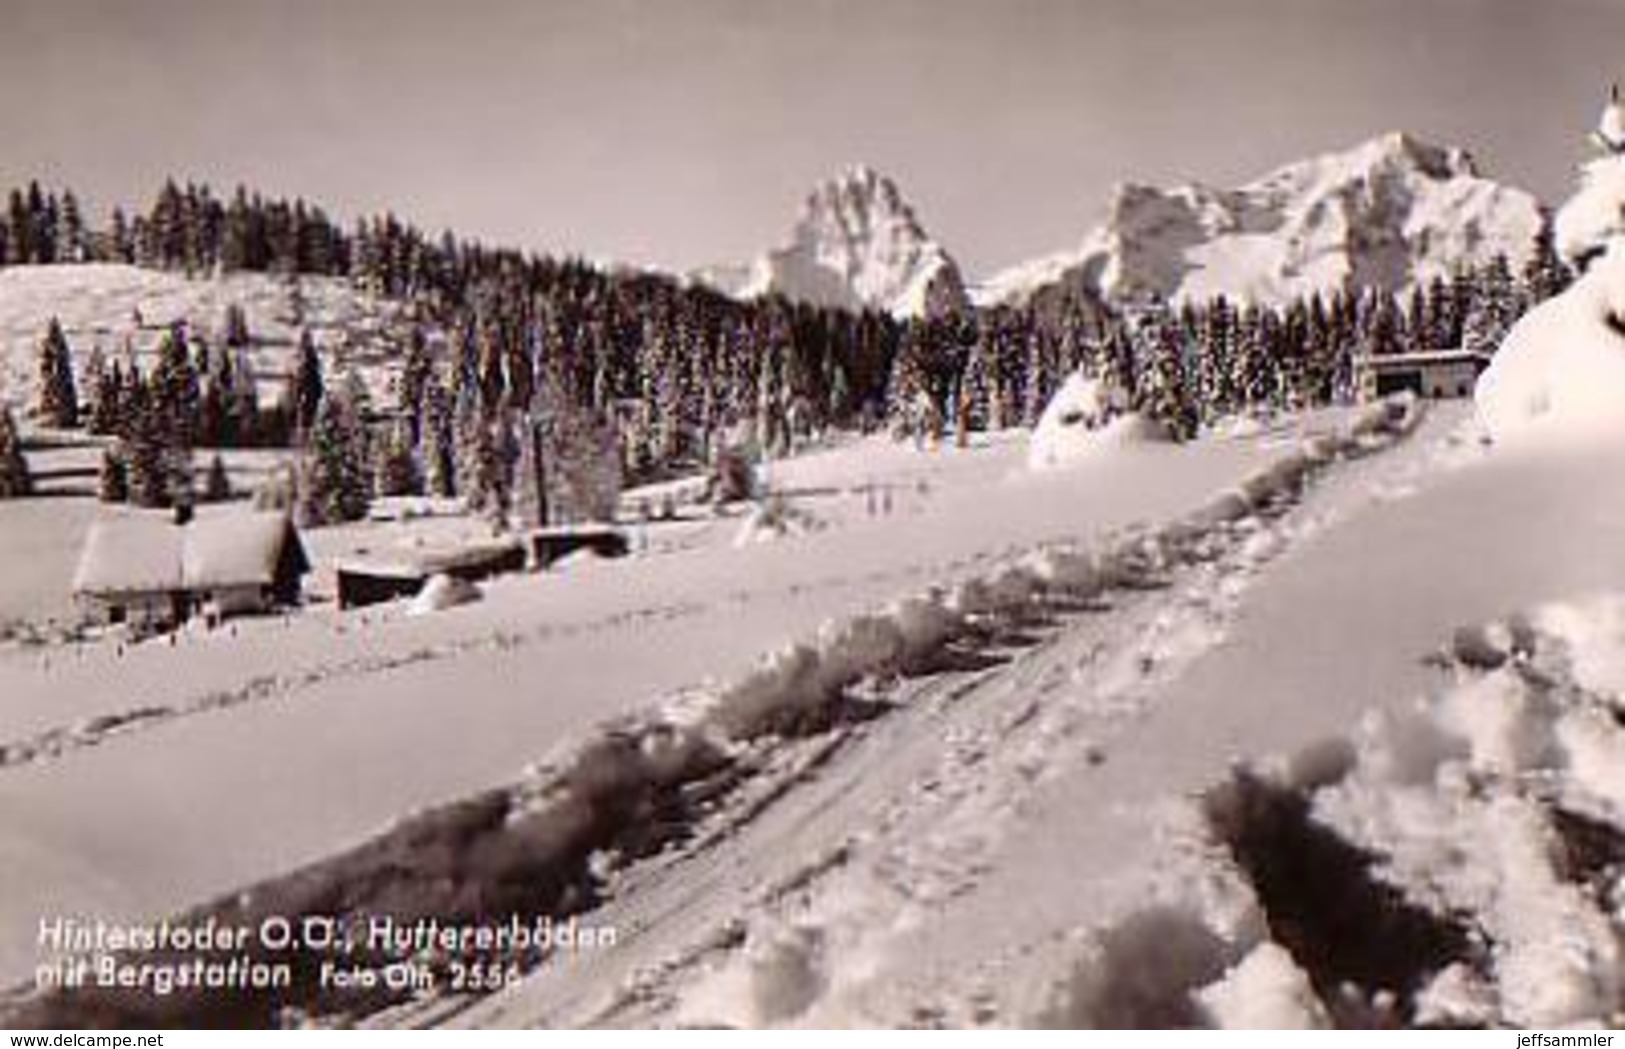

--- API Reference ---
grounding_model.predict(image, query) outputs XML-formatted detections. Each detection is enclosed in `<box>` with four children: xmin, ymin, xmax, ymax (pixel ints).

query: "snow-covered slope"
<box><xmin>695</xmin><ymin>166</ymin><xmax>970</xmax><ymax>319</ymax></box>
<box><xmin>977</xmin><ymin>133</ymin><xmax>1544</xmax><ymax>308</ymax></box>
<box><xmin>442</xmin><ymin>402</ymin><xmax>1625</xmax><ymax>1031</ymax></box>
<box><xmin>1476</xmin><ymin>241</ymin><xmax>1625</xmax><ymax>448</ymax></box>
<box><xmin>0</xmin><ymin>264</ymin><xmax>419</xmax><ymax>415</ymax></box>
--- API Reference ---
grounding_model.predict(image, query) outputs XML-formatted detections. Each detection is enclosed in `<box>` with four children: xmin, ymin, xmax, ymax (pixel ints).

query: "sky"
<box><xmin>1</xmin><ymin>0</ymin><xmax>1622</xmax><ymax>280</ymax></box>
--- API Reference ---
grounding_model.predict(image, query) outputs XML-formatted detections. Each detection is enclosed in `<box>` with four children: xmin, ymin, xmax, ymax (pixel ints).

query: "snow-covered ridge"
<box><xmin>693</xmin><ymin>165</ymin><xmax>970</xmax><ymax>319</ymax></box>
<box><xmin>976</xmin><ymin>132</ymin><xmax>1544</xmax><ymax>309</ymax></box>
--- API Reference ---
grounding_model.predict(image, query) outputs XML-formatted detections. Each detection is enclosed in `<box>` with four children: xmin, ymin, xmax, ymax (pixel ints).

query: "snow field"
<box><xmin>2</xmin><ymin>396</ymin><xmax>1424</xmax><ymax>1027</ymax></box>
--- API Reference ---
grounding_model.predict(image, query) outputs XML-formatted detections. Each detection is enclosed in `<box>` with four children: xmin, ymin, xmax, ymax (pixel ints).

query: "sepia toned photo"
<box><xmin>2</xmin><ymin>0</ymin><xmax>1625</xmax><ymax>1031</ymax></box>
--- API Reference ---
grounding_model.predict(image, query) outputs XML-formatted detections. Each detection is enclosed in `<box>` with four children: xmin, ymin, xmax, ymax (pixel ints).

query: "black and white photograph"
<box><xmin>2</xmin><ymin>0</ymin><xmax>1625</xmax><ymax>1030</ymax></box>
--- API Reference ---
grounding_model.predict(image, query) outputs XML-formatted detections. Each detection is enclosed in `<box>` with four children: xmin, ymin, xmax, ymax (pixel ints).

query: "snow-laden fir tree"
<box><xmin>34</xmin><ymin>317</ymin><xmax>78</xmax><ymax>428</ymax></box>
<box><xmin>297</xmin><ymin>388</ymin><xmax>371</xmax><ymax>525</ymax></box>
<box><xmin>1220</xmin><ymin>304</ymin><xmax>1260</xmax><ymax>410</ymax></box>
<box><xmin>122</xmin><ymin>388</ymin><xmax>170</xmax><ymax>509</ymax></box>
<box><xmin>887</xmin><ymin>321</ymin><xmax>941</xmax><ymax>444</ymax></box>
<box><xmin>374</xmin><ymin>415</ymin><xmax>422</xmax><ymax>498</ymax></box>
<box><xmin>289</xmin><ymin>329</ymin><xmax>324</xmax><ymax>440</ymax></box>
<box><xmin>151</xmin><ymin>322</ymin><xmax>199</xmax><ymax>448</ymax></box>
<box><xmin>1133</xmin><ymin>304</ymin><xmax>1199</xmax><ymax>441</ymax></box>
<box><xmin>1020</xmin><ymin>330</ymin><xmax>1058</xmax><ymax>428</ymax></box>
<box><xmin>420</xmin><ymin>372</ymin><xmax>458</xmax><ymax>499</ymax></box>
<box><xmin>959</xmin><ymin>332</ymin><xmax>998</xmax><ymax>438</ymax></box>
<box><xmin>0</xmin><ymin>407</ymin><xmax>32</xmax><ymax>498</ymax></box>
<box><xmin>1358</xmin><ymin>291</ymin><xmax>1405</xmax><ymax>360</ymax></box>
<box><xmin>1420</xmin><ymin>275</ymin><xmax>1460</xmax><ymax>352</ymax></box>
<box><xmin>397</xmin><ymin>326</ymin><xmax>433</xmax><ymax>443</ymax></box>
<box><xmin>1462</xmin><ymin>253</ymin><xmax>1520</xmax><ymax>357</ymax></box>
<box><xmin>58</xmin><ymin>190</ymin><xmax>85</xmax><ymax>263</ymax></box>
<box><xmin>85</xmin><ymin>349</ymin><xmax>120</xmax><ymax>436</ymax></box>
<box><xmin>1197</xmin><ymin>296</ymin><xmax>1237</xmax><ymax>421</ymax></box>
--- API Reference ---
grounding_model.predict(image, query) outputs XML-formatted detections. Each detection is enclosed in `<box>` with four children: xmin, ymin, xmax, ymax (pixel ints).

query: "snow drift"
<box><xmin>407</xmin><ymin>573</ymin><xmax>482</xmax><ymax>616</ymax></box>
<box><xmin>1026</xmin><ymin>372</ymin><xmax>1151</xmax><ymax>471</ymax></box>
<box><xmin>1556</xmin><ymin>155</ymin><xmax>1625</xmax><ymax>266</ymax></box>
<box><xmin>1475</xmin><ymin>241</ymin><xmax>1625</xmax><ymax>449</ymax></box>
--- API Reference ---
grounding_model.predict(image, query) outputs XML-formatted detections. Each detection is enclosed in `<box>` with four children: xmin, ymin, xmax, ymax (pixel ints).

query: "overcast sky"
<box><xmin>1</xmin><ymin>0</ymin><xmax>1621</xmax><ymax>279</ymax></box>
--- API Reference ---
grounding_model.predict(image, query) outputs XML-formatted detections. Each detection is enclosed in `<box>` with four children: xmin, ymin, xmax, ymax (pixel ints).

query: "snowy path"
<box><xmin>442</xmin><ymin>402</ymin><xmax>1451</xmax><ymax>1028</ymax></box>
<box><xmin>441</xmin><ymin>400</ymin><xmax>1625</xmax><ymax>1029</ymax></box>
<box><xmin>0</xmin><ymin>425</ymin><xmax>1325</xmax><ymax>989</ymax></box>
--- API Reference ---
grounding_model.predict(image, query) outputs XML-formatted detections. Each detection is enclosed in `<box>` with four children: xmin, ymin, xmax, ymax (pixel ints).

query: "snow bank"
<box><xmin>406</xmin><ymin>573</ymin><xmax>482</xmax><ymax>616</ymax></box>
<box><xmin>1196</xmin><ymin>942</ymin><xmax>1329</xmax><ymax>1029</ymax></box>
<box><xmin>677</xmin><ymin>922</ymin><xmax>829</xmax><ymax>1028</ymax></box>
<box><xmin>1026</xmin><ymin>372</ymin><xmax>1147</xmax><ymax>471</ymax></box>
<box><xmin>1556</xmin><ymin>156</ymin><xmax>1625</xmax><ymax>265</ymax></box>
<box><xmin>1034</xmin><ymin>584</ymin><xmax>1625</xmax><ymax>1030</ymax></box>
<box><xmin>1296</xmin><ymin>595</ymin><xmax>1625</xmax><ymax>1026</ymax></box>
<box><xmin>1475</xmin><ymin>242</ymin><xmax>1625</xmax><ymax>449</ymax></box>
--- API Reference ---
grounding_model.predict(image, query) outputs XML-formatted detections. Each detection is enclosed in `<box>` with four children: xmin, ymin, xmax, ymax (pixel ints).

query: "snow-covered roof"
<box><xmin>337</xmin><ymin>537</ymin><xmax>523</xmax><ymax>580</ymax></box>
<box><xmin>73</xmin><ymin>509</ymin><xmax>304</xmax><ymax>597</ymax></box>
<box><xmin>72</xmin><ymin>513</ymin><xmax>185</xmax><ymax>596</ymax></box>
<box><xmin>183</xmin><ymin>512</ymin><xmax>305</xmax><ymax>590</ymax></box>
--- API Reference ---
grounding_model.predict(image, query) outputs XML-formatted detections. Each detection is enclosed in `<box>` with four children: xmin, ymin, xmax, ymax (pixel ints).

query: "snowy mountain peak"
<box><xmin>975</xmin><ymin>132</ymin><xmax>1541</xmax><ymax>309</ymax></box>
<box><xmin>695</xmin><ymin>165</ymin><xmax>970</xmax><ymax>320</ymax></box>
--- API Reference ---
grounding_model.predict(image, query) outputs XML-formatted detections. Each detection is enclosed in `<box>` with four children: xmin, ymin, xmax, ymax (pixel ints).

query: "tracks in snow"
<box><xmin>1</xmin><ymin>397</ymin><xmax>1427</xmax><ymax>1028</ymax></box>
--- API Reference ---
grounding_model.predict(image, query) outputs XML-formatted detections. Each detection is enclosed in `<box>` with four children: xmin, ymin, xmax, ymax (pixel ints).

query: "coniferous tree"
<box><xmin>958</xmin><ymin>339</ymin><xmax>993</xmax><ymax>435</ymax></box>
<box><xmin>1197</xmin><ymin>297</ymin><xmax>1237</xmax><ymax>421</ymax></box>
<box><xmin>122</xmin><ymin>399</ymin><xmax>169</xmax><ymax>509</ymax></box>
<box><xmin>290</xmin><ymin>329</ymin><xmax>324</xmax><ymax>440</ymax></box>
<box><xmin>397</xmin><ymin>327</ymin><xmax>433</xmax><ymax>441</ymax></box>
<box><xmin>1523</xmin><ymin>214</ymin><xmax>1573</xmax><ymax>306</ymax></box>
<box><xmin>34</xmin><ymin>318</ymin><xmax>78</xmax><ymax>427</ymax></box>
<box><xmin>203</xmin><ymin>453</ymin><xmax>232</xmax><ymax>503</ymax></box>
<box><xmin>1463</xmin><ymin>253</ymin><xmax>1519</xmax><ymax>356</ymax></box>
<box><xmin>374</xmin><ymin>416</ymin><xmax>422</xmax><ymax>498</ymax></box>
<box><xmin>108</xmin><ymin>207</ymin><xmax>134</xmax><ymax>263</ymax></box>
<box><xmin>151</xmin><ymin>322</ymin><xmax>199</xmax><ymax>447</ymax></box>
<box><xmin>97</xmin><ymin>447</ymin><xmax>128</xmax><ymax>504</ymax></box>
<box><xmin>298</xmin><ymin>390</ymin><xmax>370</xmax><ymax>525</ymax></box>
<box><xmin>7</xmin><ymin>188</ymin><xmax>32</xmax><ymax>264</ymax></box>
<box><xmin>886</xmin><ymin>322</ymin><xmax>937</xmax><ymax>443</ymax></box>
<box><xmin>453</xmin><ymin>387</ymin><xmax>504</xmax><ymax>514</ymax></box>
<box><xmin>421</xmin><ymin>373</ymin><xmax>458</xmax><ymax>498</ymax></box>
<box><xmin>58</xmin><ymin>190</ymin><xmax>85</xmax><ymax>263</ymax></box>
<box><xmin>221</xmin><ymin>302</ymin><xmax>252</xmax><ymax>349</ymax></box>
<box><xmin>1134</xmin><ymin>305</ymin><xmax>1199</xmax><ymax>441</ymax></box>
<box><xmin>89</xmin><ymin>357</ymin><xmax>123</xmax><ymax>436</ymax></box>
